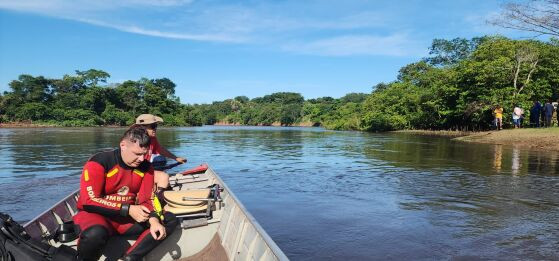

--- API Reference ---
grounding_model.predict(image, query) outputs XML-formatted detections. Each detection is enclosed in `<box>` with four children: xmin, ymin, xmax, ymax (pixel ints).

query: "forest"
<box><xmin>1</xmin><ymin>36</ymin><xmax>558</xmax><ymax>131</ymax></box>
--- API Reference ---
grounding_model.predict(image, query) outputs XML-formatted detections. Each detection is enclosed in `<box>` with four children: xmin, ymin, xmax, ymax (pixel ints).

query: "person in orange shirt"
<box><xmin>493</xmin><ymin>104</ymin><xmax>503</xmax><ymax>130</ymax></box>
<box><xmin>134</xmin><ymin>114</ymin><xmax>187</xmax><ymax>191</ymax></box>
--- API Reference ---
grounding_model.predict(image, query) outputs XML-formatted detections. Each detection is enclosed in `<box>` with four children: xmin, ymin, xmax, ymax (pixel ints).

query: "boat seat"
<box><xmin>163</xmin><ymin>189</ymin><xmax>211</xmax><ymax>206</ymax></box>
<box><xmin>162</xmin><ymin>185</ymin><xmax>222</xmax><ymax>217</ymax></box>
<box><xmin>163</xmin><ymin>189</ymin><xmax>212</xmax><ymax>215</ymax></box>
<box><xmin>164</xmin><ymin>204</ymin><xmax>210</xmax><ymax>215</ymax></box>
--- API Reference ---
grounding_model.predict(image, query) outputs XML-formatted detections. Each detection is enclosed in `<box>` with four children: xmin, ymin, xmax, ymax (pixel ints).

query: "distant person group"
<box><xmin>73</xmin><ymin>114</ymin><xmax>186</xmax><ymax>261</ymax></box>
<box><xmin>493</xmin><ymin>101</ymin><xmax>559</xmax><ymax>130</ymax></box>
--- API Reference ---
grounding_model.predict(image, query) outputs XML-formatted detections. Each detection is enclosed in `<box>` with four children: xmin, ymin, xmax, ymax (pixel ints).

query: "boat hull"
<box><xmin>23</xmin><ymin>164</ymin><xmax>288</xmax><ymax>261</ymax></box>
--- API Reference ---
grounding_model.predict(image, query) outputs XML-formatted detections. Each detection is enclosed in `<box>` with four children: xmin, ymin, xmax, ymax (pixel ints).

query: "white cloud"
<box><xmin>76</xmin><ymin>18</ymin><xmax>247</xmax><ymax>42</ymax></box>
<box><xmin>117</xmin><ymin>0</ymin><xmax>194</xmax><ymax>7</ymax></box>
<box><xmin>0</xmin><ymin>0</ymin><xmax>194</xmax><ymax>12</ymax></box>
<box><xmin>0</xmin><ymin>0</ymin><xmax>244</xmax><ymax>42</ymax></box>
<box><xmin>0</xmin><ymin>0</ymin><xmax>423</xmax><ymax>56</ymax></box>
<box><xmin>282</xmin><ymin>34</ymin><xmax>426</xmax><ymax>57</ymax></box>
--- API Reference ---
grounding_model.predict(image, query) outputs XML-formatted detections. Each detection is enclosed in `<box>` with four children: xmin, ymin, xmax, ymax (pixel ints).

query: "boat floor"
<box><xmin>177</xmin><ymin>233</ymin><xmax>228</xmax><ymax>261</ymax></box>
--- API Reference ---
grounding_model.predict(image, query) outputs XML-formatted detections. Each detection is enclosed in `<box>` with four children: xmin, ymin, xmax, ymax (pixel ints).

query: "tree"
<box><xmin>234</xmin><ymin>96</ymin><xmax>249</xmax><ymax>103</ymax></box>
<box><xmin>81</xmin><ymin>86</ymin><xmax>109</xmax><ymax>115</ymax></box>
<box><xmin>15</xmin><ymin>103</ymin><xmax>50</xmax><ymax>121</ymax></box>
<box><xmin>424</xmin><ymin>37</ymin><xmax>486</xmax><ymax>66</ymax></box>
<box><xmin>372</xmin><ymin>83</ymin><xmax>390</xmax><ymax>93</ymax></box>
<box><xmin>152</xmin><ymin>78</ymin><xmax>176</xmax><ymax>97</ymax></box>
<box><xmin>340</xmin><ymin>93</ymin><xmax>368</xmax><ymax>103</ymax></box>
<box><xmin>512</xmin><ymin>42</ymin><xmax>539</xmax><ymax>98</ymax></box>
<box><xmin>9</xmin><ymin>75</ymin><xmax>52</xmax><ymax>103</ymax></box>
<box><xmin>258</xmin><ymin>92</ymin><xmax>304</xmax><ymax>104</ymax></box>
<box><xmin>490</xmin><ymin>0</ymin><xmax>559</xmax><ymax>37</ymax></box>
<box><xmin>280</xmin><ymin>105</ymin><xmax>301</xmax><ymax>126</ymax></box>
<box><xmin>115</xmin><ymin>80</ymin><xmax>143</xmax><ymax>115</ymax></box>
<box><xmin>76</xmin><ymin>69</ymin><xmax>110</xmax><ymax>87</ymax></box>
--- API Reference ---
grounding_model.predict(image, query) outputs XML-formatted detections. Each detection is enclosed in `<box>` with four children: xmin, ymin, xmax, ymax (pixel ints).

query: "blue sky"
<box><xmin>0</xmin><ymin>0</ymin><xmax>529</xmax><ymax>104</ymax></box>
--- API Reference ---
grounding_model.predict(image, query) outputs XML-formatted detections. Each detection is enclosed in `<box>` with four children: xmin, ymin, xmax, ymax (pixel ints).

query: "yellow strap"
<box><xmin>153</xmin><ymin>196</ymin><xmax>164</xmax><ymax>221</ymax></box>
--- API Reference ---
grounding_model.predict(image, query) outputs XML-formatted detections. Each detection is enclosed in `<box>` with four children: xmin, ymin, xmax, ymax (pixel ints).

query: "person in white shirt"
<box><xmin>512</xmin><ymin>106</ymin><xmax>523</xmax><ymax>128</ymax></box>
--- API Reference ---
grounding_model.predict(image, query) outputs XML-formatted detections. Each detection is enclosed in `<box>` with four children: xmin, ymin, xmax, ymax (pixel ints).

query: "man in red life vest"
<box><xmin>135</xmin><ymin>114</ymin><xmax>187</xmax><ymax>191</ymax></box>
<box><xmin>73</xmin><ymin>126</ymin><xmax>177</xmax><ymax>261</ymax></box>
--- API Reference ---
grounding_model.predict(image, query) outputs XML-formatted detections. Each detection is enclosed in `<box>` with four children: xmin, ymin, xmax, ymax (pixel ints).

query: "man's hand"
<box><xmin>149</xmin><ymin>217</ymin><xmax>166</xmax><ymax>240</ymax></box>
<box><xmin>176</xmin><ymin>157</ymin><xmax>187</xmax><ymax>164</ymax></box>
<box><xmin>129</xmin><ymin>205</ymin><xmax>150</xmax><ymax>223</ymax></box>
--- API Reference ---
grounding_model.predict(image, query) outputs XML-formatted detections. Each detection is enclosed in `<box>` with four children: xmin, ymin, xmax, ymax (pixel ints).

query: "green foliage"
<box><xmin>362</xmin><ymin>36</ymin><xmax>559</xmax><ymax>131</ymax></box>
<box><xmin>340</xmin><ymin>93</ymin><xmax>368</xmax><ymax>103</ymax></box>
<box><xmin>424</xmin><ymin>37</ymin><xmax>486</xmax><ymax>66</ymax></box>
<box><xmin>102</xmin><ymin>104</ymin><xmax>132</xmax><ymax>126</ymax></box>
<box><xmin>9</xmin><ymin>75</ymin><xmax>52</xmax><ymax>103</ymax></box>
<box><xmin>322</xmin><ymin>102</ymin><xmax>363</xmax><ymax>130</ymax></box>
<box><xmin>76</xmin><ymin>69</ymin><xmax>110</xmax><ymax>87</ymax></box>
<box><xmin>15</xmin><ymin>103</ymin><xmax>51</xmax><ymax>121</ymax></box>
<box><xmin>2</xmin><ymin>36</ymin><xmax>558</xmax><ymax>132</ymax></box>
<box><xmin>0</xmin><ymin>70</ymin><xmax>186</xmax><ymax>127</ymax></box>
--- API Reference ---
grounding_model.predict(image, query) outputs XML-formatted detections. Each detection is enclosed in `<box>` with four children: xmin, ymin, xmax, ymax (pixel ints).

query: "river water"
<box><xmin>1</xmin><ymin>126</ymin><xmax>559</xmax><ymax>260</ymax></box>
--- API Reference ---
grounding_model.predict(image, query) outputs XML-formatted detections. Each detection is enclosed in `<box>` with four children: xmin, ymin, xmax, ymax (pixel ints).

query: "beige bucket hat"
<box><xmin>135</xmin><ymin>114</ymin><xmax>164</xmax><ymax>125</ymax></box>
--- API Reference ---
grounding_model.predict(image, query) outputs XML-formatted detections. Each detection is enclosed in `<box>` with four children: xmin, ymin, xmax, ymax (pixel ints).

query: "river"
<box><xmin>1</xmin><ymin>126</ymin><xmax>559</xmax><ymax>260</ymax></box>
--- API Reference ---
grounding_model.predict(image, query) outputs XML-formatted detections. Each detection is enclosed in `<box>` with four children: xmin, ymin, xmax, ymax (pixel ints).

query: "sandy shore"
<box><xmin>393</xmin><ymin>130</ymin><xmax>472</xmax><ymax>137</ymax></box>
<box><xmin>395</xmin><ymin>128</ymin><xmax>559</xmax><ymax>152</ymax></box>
<box><xmin>454</xmin><ymin>128</ymin><xmax>559</xmax><ymax>151</ymax></box>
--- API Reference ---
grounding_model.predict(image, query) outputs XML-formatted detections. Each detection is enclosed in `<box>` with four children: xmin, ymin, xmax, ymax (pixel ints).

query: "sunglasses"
<box><xmin>146</xmin><ymin>123</ymin><xmax>157</xmax><ymax>130</ymax></box>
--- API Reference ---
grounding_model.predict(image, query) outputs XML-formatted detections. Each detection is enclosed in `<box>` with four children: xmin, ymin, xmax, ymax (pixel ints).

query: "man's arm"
<box><xmin>160</xmin><ymin>146</ymin><xmax>186</xmax><ymax>163</ymax></box>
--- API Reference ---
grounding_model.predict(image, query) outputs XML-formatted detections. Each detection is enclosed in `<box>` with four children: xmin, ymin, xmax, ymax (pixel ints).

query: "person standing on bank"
<box><xmin>530</xmin><ymin>101</ymin><xmax>542</xmax><ymax>127</ymax></box>
<box><xmin>512</xmin><ymin>105</ymin><xmax>523</xmax><ymax>128</ymax></box>
<box><xmin>556</xmin><ymin>101</ymin><xmax>559</xmax><ymax>126</ymax></box>
<box><xmin>73</xmin><ymin>126</ymin><xmax>177</xmax><ymax>261</ymax></box>
<box><xmin>494</xmin><ymin>104</ymin><xmax>504</xmax><ymax>130</ymax></box>
<box><xmin>544</xmin><ymin>100</ymin><xmax>554</xmax><ymax>127</ymax></box>
<box><xmin>135</xmin><ymin>114</ymin><xmax>187</xmax><ymax>191</ymax></box>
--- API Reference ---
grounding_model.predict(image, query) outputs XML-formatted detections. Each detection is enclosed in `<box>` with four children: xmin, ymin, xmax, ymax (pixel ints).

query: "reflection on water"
<box><xmin>494</xmin><ymin>145</ymin><xmax>503</xmax><ymax>172</ymax></box>
<box><xmin>512</xmin><ymin>147</ymin><xmax>521</xmax><ymax>176</ymax></box>
<box><xmin>1</xmin><ymin>126</ymin><xmax>559</xmax><ymax>260</ymax></box>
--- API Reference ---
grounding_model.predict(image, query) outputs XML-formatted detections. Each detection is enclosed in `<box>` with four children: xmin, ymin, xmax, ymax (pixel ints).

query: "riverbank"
<box><xmin>0</xmin><ymin>122</ymin><xmax>57</xmax><ymax>128</ymax></box>
<box><xmin>394</xmin><ymin>129</ymin><xmax>559</xmax><ymax>152</ymax></box>
<box><xmin>393</xmin><ymin>130</ymin><xmax>472</xmax><ymax>137</ymax></box>
<box><xmin>213</xmin><ymin>121</ymin><xmax>316</xmax><ymax>127</ymax></box>
<box><xmin>1</xmin><ymin>121</ymin><xmax>316</xmax><ymax>128</ymax></box>
<box><xmin>455</xmin><ymin>128</ymin><xmax>559</xmax><ymax>151</ymax></box>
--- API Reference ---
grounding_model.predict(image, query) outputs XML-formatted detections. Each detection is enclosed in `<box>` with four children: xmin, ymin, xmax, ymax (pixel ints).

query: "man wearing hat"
<box><xmin>135</xmin><ymin>114</ymin><xmax>187</xmax><ymax>190</ymax></box>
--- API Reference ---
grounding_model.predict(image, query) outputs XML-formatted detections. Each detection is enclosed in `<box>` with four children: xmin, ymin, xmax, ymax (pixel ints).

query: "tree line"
<box><xmin>0</xmin><ymin>67</ymin><xmax>367</xmax><ymax>128</ymax></box>
<box><xmin>1</xmin><ymin>36</ymin><xmax>558</xmax><ymax>131</ymax></box>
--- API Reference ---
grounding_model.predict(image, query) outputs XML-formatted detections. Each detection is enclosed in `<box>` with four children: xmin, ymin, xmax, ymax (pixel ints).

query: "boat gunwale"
<box><xmin>206</xmin><ymin>164</ymin><xmax>289</xmax><ymax>261</ymax></box>
<box><xmin>24</xmin><ymin>188</ymin><xmax>80</xmax><ymax>228</ymax></box>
